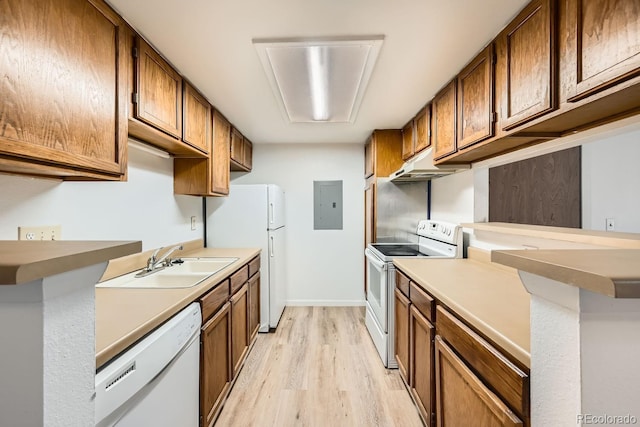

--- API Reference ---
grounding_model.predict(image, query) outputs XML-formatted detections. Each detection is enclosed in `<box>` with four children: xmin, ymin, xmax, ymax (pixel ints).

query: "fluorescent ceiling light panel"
<box><xmin>253</xmin><ymin>36</ymin><xmax>384</xmax><ymax>123</ymax></box>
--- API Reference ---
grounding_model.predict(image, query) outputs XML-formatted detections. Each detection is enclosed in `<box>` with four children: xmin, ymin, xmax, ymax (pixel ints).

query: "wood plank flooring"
<box><xmin>215</xmin><ymin>306</ymin><xmax>423</xmax><ymax>427</ymax></box>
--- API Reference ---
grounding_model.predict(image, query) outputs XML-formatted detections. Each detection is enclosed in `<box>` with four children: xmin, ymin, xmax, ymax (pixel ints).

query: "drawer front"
<box><xmin>410</xmin><ymin>282</ymin><xmax>435</xmax><ymax>322</ymax></box>
<box><xmin>248</xmin><ymin>256</ymin><xmax>260</xmax><ymax>278</ymax></box>
<box><xmin>230</xmin><ymin>266</ymin><xmax>249</xmax><ymax>295</ymax></box>
<box><xmin>395</xmin><ymin>270</ymin><xmax>410</xmax><ymax>297</ymax></box>
<box><xmin>436</xmin><ymin>305</ymin><xmax>529</xmax><ymax>419</ymax></box>
<box><xmin>200</xmin><ymin>279</ymin><xmax>230</xmax><ymax>322</ymax></box>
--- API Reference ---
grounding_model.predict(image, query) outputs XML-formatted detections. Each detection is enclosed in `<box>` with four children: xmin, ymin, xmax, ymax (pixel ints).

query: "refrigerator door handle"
<box><xmin>269</xmin><ymin>203</ymin><xmax>274</xmax><ymax>225</ymax></box>
<box><xmin>270</xmin><ymin>235</ymin><xmax>274</xmax><ymax>257</ymax></box>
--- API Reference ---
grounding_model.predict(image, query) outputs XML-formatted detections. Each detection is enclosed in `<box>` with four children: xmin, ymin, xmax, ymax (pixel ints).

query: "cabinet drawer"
<box><xmin>436</xmin><ymin>306</ymin><xmax>529</xmax><ymax>419</ymax></box>
<box><xmin>200</xmin><ymin>279</ymin><xmax>230</xmax><ymax>323</ymax></box>
<box><xmin>230</xmin><ymin>266</ymin><xmax>249</xmax><ymax>295</ymax></box>
<box><xmin>248</xmin><ymin>256</ymin><xmax>260</xmax><ymax>278</ymax></box>
<box><xmin>410</xmin><ymin>283</ymin><xmax>435</xmax><ymax>322</ymax></box>
<box><xmin>395</xmin><ymin>270</ymin><xmax>410</xmax><ymax>298</ymax></box>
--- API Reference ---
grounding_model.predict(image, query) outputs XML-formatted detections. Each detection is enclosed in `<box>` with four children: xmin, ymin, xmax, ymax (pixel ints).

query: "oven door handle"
<box><xmin>365</xmin><ymin>249</ymin><xmax>387</xmax><ymax>271</ymax></box>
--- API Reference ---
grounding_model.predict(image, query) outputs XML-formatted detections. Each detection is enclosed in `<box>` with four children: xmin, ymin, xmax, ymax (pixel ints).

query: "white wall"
<box><xmin>0</xmin><ymin>142</ymin><xmax>203</xmax><ymax>250</ymax></box>
<box><xmin>581</xmin><ymin>128</ymin><xmax>640</xmax><ymax>232</ymax></box>
<box><xmin>229</xmin><ymin>143</ymin><xmax>365</xmax><ymax>305</ymax></box>
<box><xmin>430</xmin><ymin>169</ymin><xmax>475</xmax><ymax>224</ymax></box>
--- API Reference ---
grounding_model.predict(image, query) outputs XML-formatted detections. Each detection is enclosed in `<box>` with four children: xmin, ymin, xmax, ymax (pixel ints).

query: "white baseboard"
<box><xmin>286</xmin><ymin>299</ymin><xmax>366</xmax><ymax>307</ymax></box>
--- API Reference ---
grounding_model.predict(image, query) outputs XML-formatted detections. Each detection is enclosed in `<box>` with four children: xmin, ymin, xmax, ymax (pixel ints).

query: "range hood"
<box><xmin>390</xmin><ymin>148</ymin><xmax>470</xmax><ymax>182</ymax></box>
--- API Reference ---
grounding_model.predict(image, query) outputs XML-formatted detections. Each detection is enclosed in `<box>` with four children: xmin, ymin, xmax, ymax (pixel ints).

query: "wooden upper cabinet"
<box><xmin>364</xmin><ymin>138</ymin><xmax>374</xmax><ymax>178</ymax></box>
<box><xmin>364</xmin><ymin>130</ymin><xmax>403</xmax><ymax>178</ymax></box>
<box><xmin>173</xmin><ymin>109</ymin><xmax>230</xmax><ymax>196</ymax></box>
<box><xmin>0</xmin><ymin>0</ymin><xmax>127</xmax><ymax>180</ymax></box>
<box><xmin>243</xmin><ymin>139</ymin><xmax>253</xmax><ymax>171</ymax></box>
<box><xmin>414</xmin><ymin>106</ymin><xmax>431</xmax><ymax>154</ymax></box>
<box><xmin>499</xmin><ymin>0</ymin><xmax>556</xmax><ymax>131</ymax></box>
<box><xmin>565</xmin><ymin>0</ymin><xmax>640</xmax><ymax>102</ymax></box>
<box><xmin>230</xmin><ymin>128</ymin><xmax>244</xmax><ymax>165</ymax></box>
<box><xmin>433</xmin><ymin>80</ymin><xmax>458</xmax><ymax>160</ymax></box>
<box><xmin>211</xmin><ymin>112</ymin><xmax>231</xmax><ymax>195</ymax></box>
<box><xmin>230</xmin><ymin>127</ymin><xmax>252</xmax><ymax>171</ymax></box>
<box><xmin>458</xmin><ymin>44</ymin><xmax>495</xmax><ymax>149</ymax></box>
<box><xmin>182</xmin><ymin>82</ymin><xmax>210</xmax><ymax>154</ymax></box>
<box><xmin>402</xmin><ymin>120</ymin><xmax>416</xmax><ymax>161</ymax></box>
<box><xmin>133</xmin><ymin>37</ymin><xmax>182</xmax><ymax>139</ymax></box>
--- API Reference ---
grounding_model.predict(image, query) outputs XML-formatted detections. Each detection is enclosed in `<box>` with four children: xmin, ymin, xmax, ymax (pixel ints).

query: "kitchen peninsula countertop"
<box><xmin>393</xmin><ymin>254</ymin><xmax>530</xmax><ymax>368</ymax></box>
<box><xmin>96</xmin><ymin>246</ymin><xmax>260</xmax><ymax>369</ymax></box>
<box><xmin>492</xmin><ymin>249</ymin><xmax>640</xmax><ymax>298</ymax></box>
<box><xmin>0</xmin><ymin>240</ymin><xmax>141</xmax><ymax>285</ymax></box>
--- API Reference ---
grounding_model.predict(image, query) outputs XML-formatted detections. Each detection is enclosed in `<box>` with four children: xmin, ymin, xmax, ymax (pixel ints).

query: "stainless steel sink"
<box><xmin>97</xmin><ymin>257</ymin><xmax>238</xmax><ymax>289</ymax></box>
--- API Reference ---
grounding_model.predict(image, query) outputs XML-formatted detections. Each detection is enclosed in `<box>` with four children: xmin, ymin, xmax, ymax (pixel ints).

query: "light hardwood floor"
<box><xmin>215</xmin><ymin>306</ymin><xmax>423</xmax><ymax>427</ymax></box>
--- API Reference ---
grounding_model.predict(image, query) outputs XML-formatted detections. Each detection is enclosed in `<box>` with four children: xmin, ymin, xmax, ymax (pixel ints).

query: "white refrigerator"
<box><xmin>206</xmin><ymin>184</ymin><xmax>286</xmax><ymax>331</ymax></box>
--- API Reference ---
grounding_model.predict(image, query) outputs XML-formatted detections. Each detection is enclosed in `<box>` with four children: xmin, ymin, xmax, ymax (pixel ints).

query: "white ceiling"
<box><xmin>107</xmin><ymin>0</ymin><xmax>528</xmax><ymax>145</ymax></box>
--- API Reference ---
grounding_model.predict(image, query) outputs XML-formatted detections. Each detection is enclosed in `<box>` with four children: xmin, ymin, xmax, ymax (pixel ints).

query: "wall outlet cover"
<box><xmin>18</xmin><ymin>225</ymin><xmax>62</xmax><ymax>240</ymax></box>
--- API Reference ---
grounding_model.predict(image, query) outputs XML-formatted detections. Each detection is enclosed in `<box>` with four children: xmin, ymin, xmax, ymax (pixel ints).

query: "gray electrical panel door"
<box><xmin>313</xmin><ymin>180</ymin><xmax>343</xmax><ymax>230</ymax></box>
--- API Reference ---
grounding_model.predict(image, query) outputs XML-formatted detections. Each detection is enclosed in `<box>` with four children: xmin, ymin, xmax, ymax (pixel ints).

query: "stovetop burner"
<box><xmin>371</xmin><ymin>244</ymin><xmax>432</xmax><ymax>257</ymax></box>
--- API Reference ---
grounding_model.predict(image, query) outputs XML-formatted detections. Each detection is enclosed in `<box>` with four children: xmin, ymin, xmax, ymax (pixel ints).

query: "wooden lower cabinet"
<box><xmin>200</xmin><ymin>302</ymin><xmax>231</xmax><ymax>427</ymax></box>
<box><xmin>435</xmin><ymin>336</ymin><xmax>522</xmax><ymax>427</ymax></box>
<box><xmin>394</xmin><ymin>268</ymin><xmax>530</xmax><ymax>427</ymax></box>
<box><xmin>231</xmin><ymin>283</ymin><xmax>249</xmax><ymax>377</ymax></box>
<box><xmin>394</xmin><ymin>288</ymin><xmax>410</xmax><ymax>382</ymax></box>
<box><xmin>248</xmin><ymin>271</ymin><xmax>261</xmax><ymax>343</ymax></box>
<box><xmin>410</xmin><ymin>305</ymin><xmax>435</xmax><ymax>426</ymax></box>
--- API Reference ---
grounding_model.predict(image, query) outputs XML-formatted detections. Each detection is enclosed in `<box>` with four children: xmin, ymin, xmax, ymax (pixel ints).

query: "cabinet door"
<box><xmin>364</xmin><ymin>137</ymin><xmax>374</xmax><ymax>178</ymax></box>
<box><xmin>243</xmin><ymin>138</ymin><xmax>253</xmax><ymax>171</ymax></box>
<box><xmin>248</xmin><ymin>272</ymin><xmax>261</xmax><ymax>343</ymax></box>
<box><xmin>364</xmin><ymin>179</ymin><xmax>376</xmax><ymax>246</ymax></box>
<box><xmin>411</xmin><ymin>305</ymin><xmax>435</xmax><ymax>426</ymax></box>
<box><xmin>201</xmin><ymin>302</ymin><xmax>231</xmax><ymax>427</ymax></box>
<box><xmin>183</xmin><ymin>82</ymin><xmax>210</xmax><ymax>154</ymax></box>
<box><xmin>0</xmin><ymin>0</ymin><xmax>126</xmax><ymax>178</ymax></box>
<box><xmin>414</xmin><ymin>106</ymin><xmax>431</xmax><ymax>154</ymax></box>
<box><xmin>394</xmin><ymin>288</ymin><xmax>411</xmax><ymax>383</ymax></box>
<box><xmin>211</xmin><ymin>111</ymin><xmax>231</xmax><ymax>195</ymax></box>
<box><xmin>433</xmin><ymin>80</ymin><xmax>458</xmax><ymax>160</ymax></box>
<box><xmin>134</xmin><ymin>37</ymin><xmax>182</xmax><ymax>138</ymax></box>
<box><xmin>230</xmin><ymin>128</ymin><xmax>244</xmax><ymax>164</ymax></box>
<box><xmin>231</xmin><ymin>283</ymin><xmax>249</xmax><ymax>378</ymax></box>
<box><xmin>458</xmin><ymin>44</ymin><xmax>495</xmax><ymax>149</ymax></box>
<box><xmin>402</xmin><ymin>120</ymin><xmax>415</xmax><ymax>160</ymax></box>
<box><xmin>435</xmin><ymin>336</ymin><xmax>523</xmax><ymax>427</ymax></box>
<box><xmin>500</xmin><ymin>0</ymin><xmax>556</xmax><ymax>130</ymax></box>
<box><xmin>565</xmin><ymin>0</ymin><xmax>640</xmax><ymax>102</ymax></box>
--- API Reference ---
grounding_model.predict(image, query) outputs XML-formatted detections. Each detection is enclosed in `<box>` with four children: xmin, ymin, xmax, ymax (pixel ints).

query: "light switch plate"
<box><xmin>18</xmin><ymin>225</ymin><xmax>62</xmax><ymax>240</ymax></box>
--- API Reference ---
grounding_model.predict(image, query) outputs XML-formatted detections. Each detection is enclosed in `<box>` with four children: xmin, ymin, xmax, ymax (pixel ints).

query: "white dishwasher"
<box><xmin>95</xmin><ymin>303</ymin><xmax>201</xmax><ymax>427</ymax></box>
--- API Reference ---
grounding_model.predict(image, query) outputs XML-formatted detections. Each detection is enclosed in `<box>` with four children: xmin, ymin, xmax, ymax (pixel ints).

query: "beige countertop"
<box><xmin>96</xmin><ymin>246</ymin><xmax>260</xmax><ymax>369</ymax></box>
<box><xmin>0</xmin><ymin>240</ymin><xmax>142</xmax><ymax>285</ymax></box>
<box><xmin>492</xmin><ymin>249</ymin><xmax>640</xmax><ymax>298</ymax></box>
<box><xmin>462</xmin><ymin>222</ymin><xmax>640</xmax><ymax>249</ymax></box>
<box><xmin>393</xmin><ymin>256</ymin><xmax>531</xmax><ymax>368</ymax></box>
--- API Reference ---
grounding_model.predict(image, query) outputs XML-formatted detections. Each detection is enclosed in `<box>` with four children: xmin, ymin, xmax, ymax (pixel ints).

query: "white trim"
<box><xmin>286</xmin><ymin>299</ymin><xmax>366</xmax><ymax>307</ymax></box>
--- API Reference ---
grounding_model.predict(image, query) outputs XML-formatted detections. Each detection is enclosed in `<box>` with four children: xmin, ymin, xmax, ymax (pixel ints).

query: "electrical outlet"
<box><xmin>18</xmin><ymin>225</ymin><xmax>62</xmax><ymax>240</ymax></box>
<box><xmin>190</xmin><ymin>216</ymin><xmax>197</xmax><ymax>231</ymax></box>
<box><xmin>606</xmin><ymin>218</ymin><xmax>615</xmax><ymax>231</ymax></box>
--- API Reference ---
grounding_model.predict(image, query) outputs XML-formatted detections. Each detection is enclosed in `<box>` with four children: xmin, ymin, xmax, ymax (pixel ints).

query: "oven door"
<box><xmin>365</xmin><ymin>248</ymin><xmax>388</xmax><ymax>332</ymax></box>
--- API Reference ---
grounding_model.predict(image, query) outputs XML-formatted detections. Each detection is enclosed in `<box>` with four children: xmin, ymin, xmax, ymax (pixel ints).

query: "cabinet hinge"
<box><xmin>492</xmin><ymin>52</ymin><xmax>497</xmax><ymax>65</ymax></box>
<box><xmin>132</xmin><ymin>93</ymin><xmax>139</xmax><ymax>104</ymax></box>
<box><xmin>428</xmin><ymin>128</ymin><xmax>432</xmax><ymax>138</ymax></box>
<box><xmin>132</xmin><ymin>47</ymin><xmax>138</xmax><ymax>58</ymax></box>
<box><xmin>492</xmin><ymin>111</ymin><xmax>498</xmax><ymax>123</ymax></box>
<box><xmin>431</xmin><ymin>412</ymin><xmax>436</xmax><ymax>425</ymax></box>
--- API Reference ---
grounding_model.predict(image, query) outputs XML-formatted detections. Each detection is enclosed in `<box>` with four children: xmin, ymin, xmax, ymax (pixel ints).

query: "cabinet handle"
<box><xmin>270</xmin><ymin>236</ymin><xmax>274</xmax><ymax>257</ymax></box>
<box><xmin>269</xmin><ymin>203</ymin><xmax>274</xmax><ymax>225</ymax></box>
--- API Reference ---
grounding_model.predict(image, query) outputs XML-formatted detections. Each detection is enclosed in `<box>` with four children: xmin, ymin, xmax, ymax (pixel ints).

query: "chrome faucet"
<box><xmin>136</xmin><ymin>245</ymin><xmax>183</xmax><ymax>278</ymax></box>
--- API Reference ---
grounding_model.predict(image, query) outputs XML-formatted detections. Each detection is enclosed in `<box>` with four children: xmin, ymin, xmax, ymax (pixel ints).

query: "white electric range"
<box><xmin>364</xmin><ymin>219</ymin><xmax>463</xmax><ymax>368</ymax></box>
